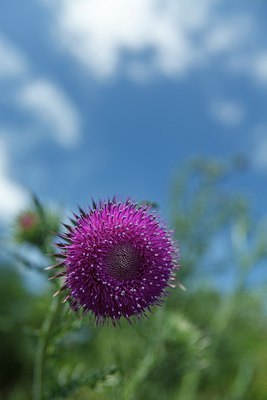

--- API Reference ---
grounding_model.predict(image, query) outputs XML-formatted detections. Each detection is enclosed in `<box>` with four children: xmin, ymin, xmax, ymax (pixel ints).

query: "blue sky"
<box><xmin>0</xmin><ymin>0</ymin><xmax>267</xmax><ymax>224</ymax></box>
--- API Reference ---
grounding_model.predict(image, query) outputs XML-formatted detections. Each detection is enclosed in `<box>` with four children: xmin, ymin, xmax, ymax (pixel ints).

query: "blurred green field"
<box><xmin>1</xmin><ymin>159</ymin><xmax>267</xmax><ymax>400</ymax></box>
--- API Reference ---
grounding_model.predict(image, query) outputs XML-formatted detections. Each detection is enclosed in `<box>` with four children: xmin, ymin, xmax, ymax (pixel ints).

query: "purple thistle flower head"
<box><xmin>50</xmin><ymin>199</ymin><xmax>179</xmax><ymax>325</ymax></box>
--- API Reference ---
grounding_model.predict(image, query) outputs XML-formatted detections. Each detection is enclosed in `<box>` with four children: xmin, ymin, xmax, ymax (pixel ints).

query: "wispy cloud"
<box><xmin>0</xmin><ymin>138</ymin><xmax>29</xmax><ymax>220</ymax></box>
<box><xmin>0</xmin><ymin>34</ymin><xmax>29</xmax><ymax>79</ymax></box>
<box><xmin>210</xmin><ymin>100</ymin><xmax>245</xmax><ymax>126</ymax></box>
<box><xmin>252</xmin><ymin>125</ymin><xmax>267</xmax><ymax>171</ymax></box>
<box><xmin>229</xmin><ymin>52</ymin><xmax>267</xmax><ymax>87</ymax></box>
<box><xmin>204</xmin><ymin>17</ymin><xmax>251</xmax><ymax>55</ymax></box>
<box><xmin>17</xmin><ymin>79</ymin><xmax>81</xmax><ymax>147</ymax></box>
<box><xmin>251</xmin><ymin>53</ymin><xmax>267</xmax><ymax>85</ymax></box>
<box><xmin>0</xmin><ymin>33</ymin><xmax>81</xmax><ymax>147</ymax></box>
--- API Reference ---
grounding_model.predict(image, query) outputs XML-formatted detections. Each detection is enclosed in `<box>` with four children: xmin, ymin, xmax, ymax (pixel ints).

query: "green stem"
<box><xmin>32</xmin><ymin>295</ymin><xmax>59</xmax><ymax>400</ymax></box>
<box><xmin>122</xmin><ymin>307</ymin><xmax>165</xmax><ymax>400</ymax></box>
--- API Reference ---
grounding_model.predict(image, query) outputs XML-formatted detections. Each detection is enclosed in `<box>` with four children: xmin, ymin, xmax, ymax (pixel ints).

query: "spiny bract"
<box><xmin>49</xmin><ymin>199</ymin><xmax>179</xmax><ymax>325</ymax></box>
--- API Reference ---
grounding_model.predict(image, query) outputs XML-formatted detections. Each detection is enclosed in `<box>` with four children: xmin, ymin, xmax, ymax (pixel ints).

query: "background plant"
<box><xmin>0</xmin><ymin>158</ymin><xmax>267</xmax><ymax>400</ymax></box>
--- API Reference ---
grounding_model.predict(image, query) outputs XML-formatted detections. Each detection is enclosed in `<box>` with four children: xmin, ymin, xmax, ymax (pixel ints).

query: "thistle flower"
<box><xmin>49</xmin><ymin>199</ymin><xmax>179</xmax><ymax>324</ymax></box>
<box><xmin>19</xmin><ymin>212</ymin><xmax>38</xmax><ymax>230</ymax></box>
<box><xmin>14</xmin><ymin>208</ymin><xmax>60</xmax><ymax>249</ymax></box>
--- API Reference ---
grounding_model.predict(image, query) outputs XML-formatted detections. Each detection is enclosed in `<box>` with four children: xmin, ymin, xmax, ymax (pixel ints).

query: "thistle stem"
<box><xmin>32</xmin><ymin>295</ymin><xmax>59</xmax><ymax>400</ymax></box>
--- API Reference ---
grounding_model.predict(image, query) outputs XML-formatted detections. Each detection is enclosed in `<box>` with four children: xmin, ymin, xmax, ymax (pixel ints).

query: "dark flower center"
<box><xmin>105</xmin><ymin>243</ymin><xmax>142</xmax><ymax>280</ymax></box>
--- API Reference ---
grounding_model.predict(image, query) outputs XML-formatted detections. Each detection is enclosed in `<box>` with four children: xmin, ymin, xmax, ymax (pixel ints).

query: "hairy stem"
<box><xmin>32</xmin><ymin>295</ymin><xmax>59</xmax><ymax>400</ymax></box>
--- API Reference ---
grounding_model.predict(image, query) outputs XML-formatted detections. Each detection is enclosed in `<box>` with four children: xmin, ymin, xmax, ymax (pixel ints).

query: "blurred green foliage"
<box><xmin>0</xmin><ymin>158</ymin><xmax>267</xmax><ymax>400</ymax></box>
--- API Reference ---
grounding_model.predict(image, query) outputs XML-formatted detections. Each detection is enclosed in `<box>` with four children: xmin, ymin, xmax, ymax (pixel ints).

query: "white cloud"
<box><xmin>45</xmin><ymin>0</ymin><xmax>256</xmax><ymax>81</ymax></box>
<box><xmin>17</xmin><ymin>79</ymin><xmax>81</xmax><ymax>147</ymax></box>
<box><xmin>44</xmin><ymin>0</ymin><xmax>217</xmax><ymax>78</ymax></box>
<box><xmin>0</xmin><ymin>138</ymin><xmax>29</xmax><ymax>221</ymax></box>
<box><xmin>211</xmin><ymin>100</ymin><xmax>245</xmax><ymax>126</ymax></box>
<box><xmin>0</xmin><ymin>34</ymin><xmax>28</xmax><ymax>79</ymax></box>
